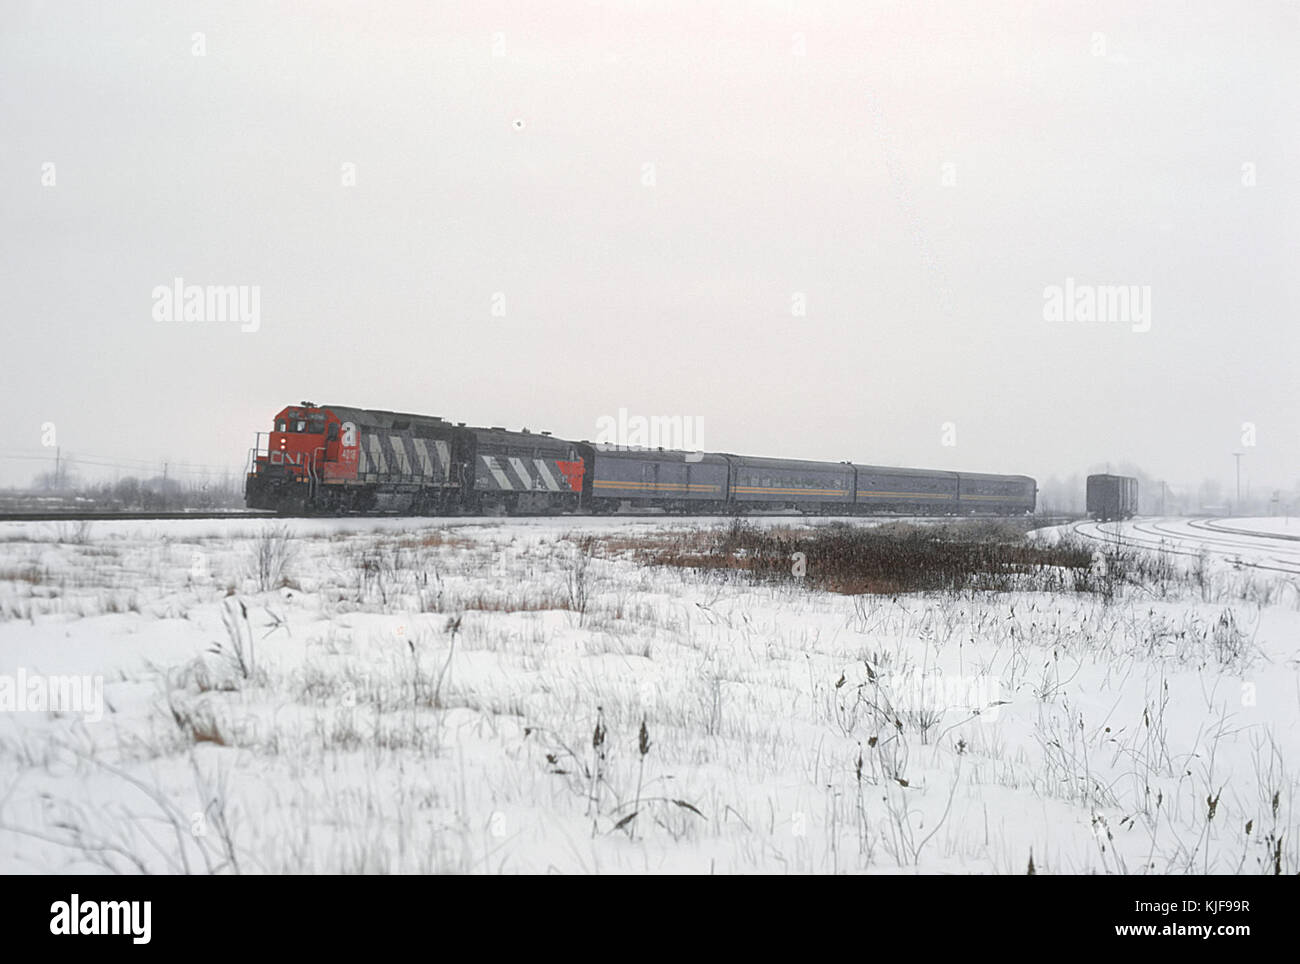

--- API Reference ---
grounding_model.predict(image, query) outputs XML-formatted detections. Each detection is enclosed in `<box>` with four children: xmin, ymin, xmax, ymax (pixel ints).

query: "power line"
<box><xmin>0</xmin><ymin>448</ymin><xmax>239</xmax><ymax>470</ymax></box>
<box><xmin>0</xmin><ymin>452</ymin><xmax>242</xmax><ymax>477</ymax></box>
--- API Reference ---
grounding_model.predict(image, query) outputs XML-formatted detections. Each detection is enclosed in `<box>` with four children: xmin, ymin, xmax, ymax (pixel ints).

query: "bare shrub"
<box><xmin>563</xmin><ymin>534</ymin><xmax>597</xmax><ymax>623</ymax></box>
<box><xmin>250</xmin><ymin>524</ymin><xmax>294</xmax><ymax>592</ymax></box>
<box><xmin>210</xmin><ymin>596</ymin><xmax>256</xmax><ymax>681</ymax></box>
<box><xmin>1211</xmin><ymin>609</ymin><xmax>1249</xmax><ymax>667</ymax></box>
<box><xmin>168</xmin><ymin>696</ymin><xmax>228</xmax><ymax>746</ymax></box>
<box><xmin>53</xmin><ymin>520</ymin><xmax>94</xmax><ymax>545</ymax></box>
<box><xmin>432</xmin><ymin>615</ymin><xmax>462</xmax><ymax>709</ymax></box>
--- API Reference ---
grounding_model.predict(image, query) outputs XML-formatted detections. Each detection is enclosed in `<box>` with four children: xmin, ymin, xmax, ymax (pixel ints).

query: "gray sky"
<box><xmin>3</xmin><ymin>1</ymin><xmax>1297</xmax><ymax>496</ymax></box>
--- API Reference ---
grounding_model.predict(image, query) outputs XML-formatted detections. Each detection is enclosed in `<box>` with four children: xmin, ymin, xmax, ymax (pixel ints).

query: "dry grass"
<box><xmin>394</xmin><ymin>530</ymin><xmax>478</xmax><ymax>551</ymax></box>
<box><xmin>454</xmin><ymin>589</ymin><xmax>573</xmax><ymax>613</ymax></box>
<box><xmin>597</xmin><ymin>520</ymin><xmax>1096</xmax><ymax>596</ymax></box>
<box><xmin>0</xmin><ymin>564</ymin><xmax>46</xmax><ymax>585</ymax></box>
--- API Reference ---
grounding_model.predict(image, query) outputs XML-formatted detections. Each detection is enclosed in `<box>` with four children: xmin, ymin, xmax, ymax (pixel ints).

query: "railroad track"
<box><xmin>1071</xmin><ymin>518</ymin><xmax>1300</xmax><ymax>577</ymax></box>
<box><xmin>0</xmin><ymin>511</ymin><xmax>1063</xmax><ymax>524</ymax></box>
<box><xmin>1138</xmin><ymin>520</ymin><xmax>1300</xmax><ymax>572</ymax></box>
<box><xmin>0</xmin><ymin>511</ymin><xmax>278</xmax><ymax>522</ymax></box>
<box><xmin>1191</xmin><ymin>518</ymin><xmax>1300</xmax><ymax>543</ymax></box>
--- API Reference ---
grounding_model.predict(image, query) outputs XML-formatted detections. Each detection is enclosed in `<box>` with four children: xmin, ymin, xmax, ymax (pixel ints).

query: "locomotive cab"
<box><xmin>246</xmin><ymin>402</ymin><xmax>339</xmax><ymax>511</ymax></box>
<box><xmin>267</xmin><ymin>404</ymin><xmax>329</xmax><ymax>474</ymax></box>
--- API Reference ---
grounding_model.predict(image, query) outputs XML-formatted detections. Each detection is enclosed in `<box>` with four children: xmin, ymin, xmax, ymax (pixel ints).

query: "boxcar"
<box><xmin>1086</xmin><ymin>474</ymin><xmax>1138</xmax><ymax>521</ymax></box>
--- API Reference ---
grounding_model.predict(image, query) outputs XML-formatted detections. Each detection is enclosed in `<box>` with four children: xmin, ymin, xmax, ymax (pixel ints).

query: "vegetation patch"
<box><xmin>617</xmin><ymin>520</ymin><xmax>1101</xmax><ymax>595</ymax></box>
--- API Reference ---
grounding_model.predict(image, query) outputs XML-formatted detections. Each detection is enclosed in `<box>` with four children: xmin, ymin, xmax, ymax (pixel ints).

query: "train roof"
<box><xmin>956</xmin><ymin>471</ymin><xmax>1037</xmax><ymax>484</ymax></box>
<box><xmin>323</xmin><ymin>406</ymin><xmax>569</xmax><ymax>447</ymax></box>
<box><xmin>722</xmin><ymin>454</ymin><xmax>853</xmax><ymax>472</ymax></box>
<box><xmin>853</xmin><ymin>464</ymin><xmax>958</xmax><ymax>479</ymax></box>
<box><xmin>323</xmin><ymin>405</ymin><xmax>452</xmax><ymax>431</ymax></box>
<box><xmin>464</xmin><ymin>424</ymin><xmax>573</xmax><ymax>448</ymax></box>
<box><xmin>586</xmin><ymin>446</ymin><xmax>728</xmax><ymax>465</ymax></box>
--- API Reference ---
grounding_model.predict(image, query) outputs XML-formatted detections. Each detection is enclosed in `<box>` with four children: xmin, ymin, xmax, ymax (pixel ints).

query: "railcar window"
<box><xmin>276</xmin><ymin>421</ymin><xmax>286</xmax><ymax>433</ymax></box>
<box><xmin>295</xmin><ymin>420</ymin><xmax>306</xmax><ymax>432</ymax></box>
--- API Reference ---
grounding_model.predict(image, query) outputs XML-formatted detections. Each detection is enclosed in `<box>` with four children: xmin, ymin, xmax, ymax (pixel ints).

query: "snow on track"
<box><xmin>1072</xmin><ymin>517</ymin><xmax>1300</xmax><ymax>576</ymax></box>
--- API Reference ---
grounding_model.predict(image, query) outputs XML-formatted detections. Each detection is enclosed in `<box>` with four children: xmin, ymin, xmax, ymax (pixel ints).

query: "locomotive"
<box><xmin>1086</xmin><ymin>474</ymin><xmax>1139</xmax><ymax>521</ymax></box>
<box><xmin>244</xmin><ymin>402</ymin><xmax>1037</xmax><ymax>516</ymax></box>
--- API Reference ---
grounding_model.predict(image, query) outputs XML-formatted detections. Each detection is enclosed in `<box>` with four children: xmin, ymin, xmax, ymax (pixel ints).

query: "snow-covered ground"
<box><xmin>1069</xmin><ymin>517</ymin><xmax>1300</xmax><ymax>577</ymax></box>
<box><xmin>1</xmin><ymin>516</ymin><xmax>1297</xmax><ymax>873</ymax></box>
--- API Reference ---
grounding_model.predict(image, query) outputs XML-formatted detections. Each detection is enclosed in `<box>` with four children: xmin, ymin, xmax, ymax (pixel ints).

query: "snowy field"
<box><xmin>1</xmin><ymin>515</ymin><xmax>1297</xmax><ymax>874</ymax></box>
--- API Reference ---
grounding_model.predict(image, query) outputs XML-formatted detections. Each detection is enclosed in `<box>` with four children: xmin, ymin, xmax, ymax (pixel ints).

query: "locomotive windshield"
<box><xmin>276</xmin><ymin>417</ymin><xmax>323</xmax><ymax>433</ymax></box>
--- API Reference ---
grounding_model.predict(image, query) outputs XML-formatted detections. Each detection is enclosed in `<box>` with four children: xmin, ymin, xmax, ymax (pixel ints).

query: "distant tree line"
<box><xmin>11</xmin><ymin>471</ymin><xmax>244</xmax><ymax>511</ymax></box>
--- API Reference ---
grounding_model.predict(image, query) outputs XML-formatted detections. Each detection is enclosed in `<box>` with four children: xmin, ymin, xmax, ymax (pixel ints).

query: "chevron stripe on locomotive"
<box><xmin>244</xmin><ymin>402</ymin><xmax>1036</xmax><ymax>516</ymax></box>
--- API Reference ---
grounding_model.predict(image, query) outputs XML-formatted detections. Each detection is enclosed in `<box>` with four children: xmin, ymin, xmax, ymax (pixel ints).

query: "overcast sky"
<box><xmin>2</xmin><ymin>1</ymin><xmax>1297</xmax><ymax>496</ymax></box>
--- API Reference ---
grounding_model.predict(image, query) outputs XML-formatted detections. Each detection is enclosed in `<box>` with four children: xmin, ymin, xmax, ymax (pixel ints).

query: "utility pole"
<box><xmin>1232</xmin><ymin>452</ymin><xmax>1243</xmax><ymax>513</ymax></box>
<box><xmin>54</xmin><ymin>446</ymin><xmax>60</xmax><ymax>490</ymax></box>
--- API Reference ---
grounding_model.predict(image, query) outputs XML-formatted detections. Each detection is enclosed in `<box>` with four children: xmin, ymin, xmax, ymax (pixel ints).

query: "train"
<box><xmin>1086</xmin><ymin>474</ymin><xmax>1138</xmax><ymax>521</ymax></box>
<box><xmin>244</xmin><ymin>402</ymin><xmax>1038</xmax><ymax>516</ymax></box>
